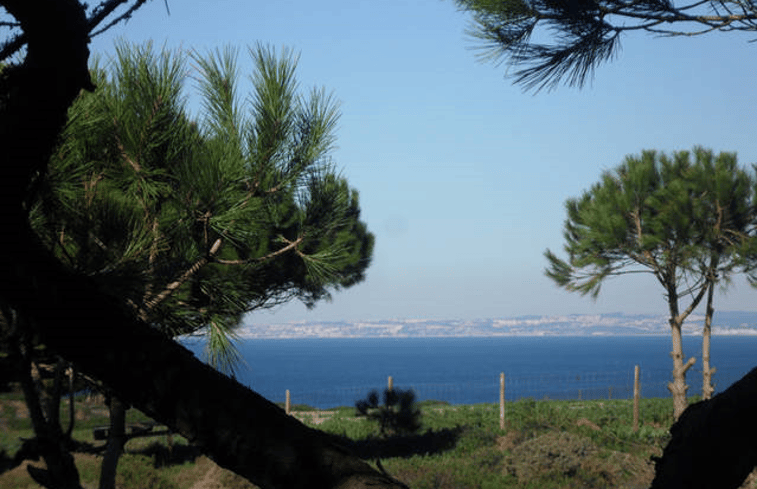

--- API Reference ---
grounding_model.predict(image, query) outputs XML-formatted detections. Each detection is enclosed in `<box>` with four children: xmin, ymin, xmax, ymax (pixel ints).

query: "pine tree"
<box><xmin>685</xmin><ymin>149</ymin><xmax>757</xmax><ymax>400</ymax></box>
<box><xmin>28</xmin><ymin>40</ymin><xmax>374</xmax><ymax>489</ymax></box>
<box><xmin>0</xmin><ymin>3</ymin><xmax>403</xmax><ymax>488</ymax></box>
<box><xmin>35</xmin><ymin>41</ymin><xmax>373</xmax><ymax>360</ymax></box>
<box><xmin>355</xmin><ymin>388</ymin><xmax>422</xmax><ymax>437</ymax></box>
<box><xmin>545</xmin><ymin>148</ymin><xmax>757</xmax><ymax>419</ymax></box>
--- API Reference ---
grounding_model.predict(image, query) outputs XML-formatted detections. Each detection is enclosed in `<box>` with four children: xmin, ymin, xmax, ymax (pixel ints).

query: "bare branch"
<box><xmin>140</xmin><ymin>238</ymin><xmax>222</xmax><ymax>315</ymax></box>
<box><xmin>215</xmin><ymin>235</ymin><xmax>304</xmax><ymax>265</ymax></box>
<box><xmin>89</xmin><ymin>0</ymin><xmax>150</xmax><ymax>38</ymax></box>
<box><xmin>0</xmin><ymin>32</ymin><xmax>25</xmax><ymax>62</ymax></box>
<box><xmin>675</xmin><ymin>273</ymin><xmax>710</xmax><ymax>324</ymax></box>
<box><xmin>87</xmin><ymin>0</ymin><xmax>135</xmax><ymax>33</ymax></box>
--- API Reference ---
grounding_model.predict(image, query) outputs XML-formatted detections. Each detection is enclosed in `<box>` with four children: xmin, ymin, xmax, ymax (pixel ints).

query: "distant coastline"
<box><xmin>236</xmin><ymin>311</ymin><xmax>757</xmax><ymax>339</ymax></box>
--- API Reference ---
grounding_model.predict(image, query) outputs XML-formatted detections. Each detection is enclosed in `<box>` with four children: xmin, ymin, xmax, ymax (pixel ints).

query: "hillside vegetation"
<box><xmin>1</xmin><ymin>392</ymin><xmax>755</xmax><ymax>489</ymax></box>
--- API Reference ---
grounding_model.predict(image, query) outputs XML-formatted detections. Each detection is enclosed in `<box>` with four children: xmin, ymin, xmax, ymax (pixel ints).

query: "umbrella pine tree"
<box><xmin>28</xmin><ymin>41</ymin><xmax>374</xmax><ymax>488</ymax></box>
<box><xmin>545</xmin><ymin>148</ymin><xmax>757</xmax><ymax>419</ymax></box>
<box><xmin>35</xmin><ymin>41</ymin><xmax>373</xmax><ymax>358</ymax></box>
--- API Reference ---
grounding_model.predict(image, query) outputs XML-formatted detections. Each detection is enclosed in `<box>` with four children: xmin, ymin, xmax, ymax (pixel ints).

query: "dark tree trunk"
<box><xmin>99</xmin><ymin>396</ymin><xmax>126</xmax><ymax>489</ymax></box>
<box><xmin>651</xmin><ymin>366</ymin><xmax>757</xmax><ymax>489</ymax></box>
<box><xmin>701</xmin><ymin>281</ymin><xmax>716</xmax><ymax>400</ymax></box>
<box><xmin>15</xmin><ymin>337</ymin><xmax>81</xmax><ymax>489</ymax></box>
<box><xmin>0</xmin><ymin>3</ymin><xmax>406</xmax><ymax>487</ymax></box>
<box><xmin>48</xmin><ymin>358</ymin><xmax>66</xmax><ymax>435</ymax></box>
<box><xmin>666</xmin><ymin>297</ymin><xmax>696</xmax><ymax>420</ymax></box>
<box><xmin>65</xmin><ymin>363</ymin><xmax>76</xmax><ymax>438</ymax></box>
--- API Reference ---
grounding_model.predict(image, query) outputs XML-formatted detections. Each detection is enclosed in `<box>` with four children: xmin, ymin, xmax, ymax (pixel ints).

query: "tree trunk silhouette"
<box><xmin>99</xmin><ymin>396</ymin><xmax>126</xmax><ymax>489</ymax></box>
<box><xmin>0</xmin><ymin>2</ymin><xmax>406</xmax><ymax>488</ymax></box>
<box><xmin>651</xmin><ymin>366</ymin><xmax>757</xmax><ymax>489</ymax></box>
<box><xmin>14</xmin><ymin>336</ymin><xmax>81</xmax><ymax>489</ymax></box>
<box><xmin>65</xmin><ymin>363</ymin><xmax>76</xmax><ymax>439</ymax></box>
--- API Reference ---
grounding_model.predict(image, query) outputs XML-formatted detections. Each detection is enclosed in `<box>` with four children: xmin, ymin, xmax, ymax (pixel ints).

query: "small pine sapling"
<box><xmin>355</xmin><ymin>388</ymin><xmax>421</xmax><ymax>436</ymax></box>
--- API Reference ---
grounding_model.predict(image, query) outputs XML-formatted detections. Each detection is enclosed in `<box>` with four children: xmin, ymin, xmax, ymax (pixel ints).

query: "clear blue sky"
<box><xmin>88</xmin><ymin>0</ymin><xmax>757</xmax><ymax>324</ymax></box>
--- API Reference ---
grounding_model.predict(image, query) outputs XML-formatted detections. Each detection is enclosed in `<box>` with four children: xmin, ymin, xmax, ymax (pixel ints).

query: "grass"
<box><xmin>0</xmin><ymin>390</ymin><xmax>745</xmax><ymax>489</ymax></box>
<box><xmin>297</xmin><ymin>396</ymin><xmax>676</xmax><ymax>488</ymax></box>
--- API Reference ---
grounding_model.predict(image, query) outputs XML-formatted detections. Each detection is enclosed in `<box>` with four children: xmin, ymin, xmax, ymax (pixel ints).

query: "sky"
<box><xmin>85</xmin><ymin>0</ymin><xmax>757</xmax><ymax>324</ymax></box>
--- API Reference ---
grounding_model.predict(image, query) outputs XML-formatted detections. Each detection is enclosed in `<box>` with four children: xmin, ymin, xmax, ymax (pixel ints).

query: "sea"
<box><xmin>183</xmin><ymin>335</ymin><xmax>757</xmax><ymax>409</ymax></box>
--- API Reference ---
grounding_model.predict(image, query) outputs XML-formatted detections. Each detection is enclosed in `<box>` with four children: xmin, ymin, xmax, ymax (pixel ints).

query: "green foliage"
<box><xmin>32</xmin><ymin>41</ymin><xmax>374</xmax><ymax>372</ymax></box>
<box><xmin>116</xmin><ymin>454</ymin><xmax>179</xmax><ymax>489</ymax></box>
<box><xmin>1</xmin><ymin>396</ymin><xmax>677</xmax><ymax>489</ymax></box>
<box><xmin>545</xmin><ymin>147</ymin><xmax>757</xmax><ymax>303</ymax></box>
<box><xmin>73</xmin><ymin>456</ymin><xmax>104</xmax><ymax>488</ymax></box>
<box><xmin>544</xmin><ymin>151</ymin><xmax>757</xmax><ymax>413</ymax></box>
<box><xmin>455</xmin><ymin>0</ymin><xmax>757</xmax><ymax>91</ymax></box>
<box><xmin>317</xmin><ymin>415</ymin><xmax>378</xmax><ymax>440</ymax></box>
<box><xmin>355</xmin><ymin>388</ymin><xmax>422</xmax><ymax>436</ymax></box>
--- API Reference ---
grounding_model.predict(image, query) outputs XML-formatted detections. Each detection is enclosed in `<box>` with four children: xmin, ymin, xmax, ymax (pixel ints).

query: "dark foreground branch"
<box><xmin>1</xmin><ymin>219</ymin><xmax>408</xmax><ymax>489</ymax></box>
<box><xmin>651</xmin><ymin>366</ymin><xmax>757</xmax><ymax>489</ymax></box>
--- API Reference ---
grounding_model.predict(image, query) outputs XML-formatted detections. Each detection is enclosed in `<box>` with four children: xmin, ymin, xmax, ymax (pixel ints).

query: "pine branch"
<box><xmin>142</xmin><ymin>217</ymin><xmax>160</xmax><ymax>309</ymax></box>
<box><xmin>87</xmin><ymin>0</ymin><xmax>139</xmax><ymax>34</ymax></box>
<box><xmin>215</xmin><ymin>235</ymin><xmax>304</xmax><ymax>265</ymax></box>
<box><xmin>457</xmin><ymin>0</ymin><xmax>757</xmax><ymax>90</ymax></box>
<box><xmin>89</xmin><ymin>0</ymin><xmax>150</xmax><ymax>38</ymax></box>
<box><xmin>116</xmin><ymin>130</ymin><xmax>142</xmax><ymax>173</ymax></box>
<box><xmin>140</xmin><ymin>237</ymin><xmax>222</xmax><ymax>316</ymax></box>
<box><xmin>0</xmin><ymin>32</ymin><xmax>24</xmax><ymax>62</ymax></box>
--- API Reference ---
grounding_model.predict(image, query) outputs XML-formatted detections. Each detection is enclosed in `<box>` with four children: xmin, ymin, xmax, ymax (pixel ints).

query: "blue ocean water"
<box><xmin>184</xmin><ymin>336</ymin><xmax>757</xmax><ymax>408</ymax></box>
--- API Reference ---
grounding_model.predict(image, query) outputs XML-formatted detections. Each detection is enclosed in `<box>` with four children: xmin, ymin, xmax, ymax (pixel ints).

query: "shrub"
<box><xmin>507</xmin><ymin>431</ymin><xmax>598</xmax><ymax>481</ymax></box>
<box><xmin>116</xmin><ymin>454</ymin><xmax>179</xmax><ymax>489</ymax></box>
<box><xmin>355</xmin><ymin>388</ymin><xmax>421</xmax><ymax>436</ymax></box>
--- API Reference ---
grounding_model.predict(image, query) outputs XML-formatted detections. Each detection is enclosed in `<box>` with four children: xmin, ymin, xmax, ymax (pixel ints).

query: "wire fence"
<box><xmin>276</xmin><ymin>365</ymin><xmax>751</xmax><ymax>409</ymax></box>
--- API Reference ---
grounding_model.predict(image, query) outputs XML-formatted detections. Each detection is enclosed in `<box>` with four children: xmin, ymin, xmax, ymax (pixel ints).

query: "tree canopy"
<box><xmin>545</xmin><ymin>147</ymin><xmax>757</xmax><ymax>418</ymax></box>
<box><xmin>454</xmin><ymin>0</ymin><xmax>757</xmax><ymax>90</ymax></box>
<box><xmin>31</xmin><ymin>41</ymin><xmax>374</xmax><ymax>370</ymax></box>
<box><xmin>545</xmin><ymin>148</ymin><xmax>757</xmax><ymax>299</ymax></box>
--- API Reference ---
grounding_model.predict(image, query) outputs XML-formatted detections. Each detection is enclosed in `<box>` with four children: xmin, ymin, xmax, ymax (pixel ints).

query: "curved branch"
<box><xmin>215</xmin><ymin>235</ymin><xmax>304</xmax><ymax>265</ymax></box>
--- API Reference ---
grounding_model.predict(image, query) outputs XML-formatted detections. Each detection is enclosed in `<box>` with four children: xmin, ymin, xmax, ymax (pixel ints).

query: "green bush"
<box><xmin>355</xmin><ymin>388</ymin><xmax>421</xmax><ymax>436</ymax></box>
<box><xmin>507</xmin><ymin>431</ymin><xmax>598</xmax><ymax>481</ymax></box>
<box><xmin>116</xmin><ymin>454</ymin><xmax>179</xmax><ymax>489</ymax></box>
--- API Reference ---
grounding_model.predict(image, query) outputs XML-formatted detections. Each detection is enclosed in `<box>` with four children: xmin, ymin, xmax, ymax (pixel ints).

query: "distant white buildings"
<box><xmin>236</xmin><ymin>312</ymin><xmax>757</xmax><ymax>339</ymax></box>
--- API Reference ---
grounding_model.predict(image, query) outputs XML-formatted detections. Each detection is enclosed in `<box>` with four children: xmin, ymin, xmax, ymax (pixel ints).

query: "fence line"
<box><xmin>277</xmin><ymin>364</ymin><xmax>750</xmax><ymax>412</ymax></box>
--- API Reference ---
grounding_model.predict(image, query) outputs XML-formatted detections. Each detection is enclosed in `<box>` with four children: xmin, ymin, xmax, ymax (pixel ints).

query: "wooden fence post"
<box><xmin>387</xmin><ymin>375</ymin><xmax>393</xmax><ymax>392</ymax></box>
<box><xmin>499</xmin><ymin>372</ymin><xmax>506</xmax><ymax>430</ymax></box>
<box><xmin>285</xmin><ymin>389</ymin><xmax>291</xmax><ymax>415</ymax></box>
<box><xmin>633</xmin><ymin>365</ymin><xmax>640</xmax><ymax>432</ymax></box>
